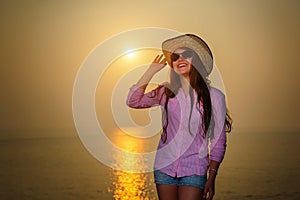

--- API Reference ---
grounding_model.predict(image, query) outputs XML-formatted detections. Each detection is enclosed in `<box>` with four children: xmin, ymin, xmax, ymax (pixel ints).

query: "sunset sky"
<box><xmin>1</xmin><ymin>0</ymin><xmax>300</xmax><ymax>137</ymax></box>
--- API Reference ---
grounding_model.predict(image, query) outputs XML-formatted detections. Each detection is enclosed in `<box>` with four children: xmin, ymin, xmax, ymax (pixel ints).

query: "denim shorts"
<box><xmin>154</xmin><ymin>170</ymin><xmax>207</xmax><ymax>189</ymax></box>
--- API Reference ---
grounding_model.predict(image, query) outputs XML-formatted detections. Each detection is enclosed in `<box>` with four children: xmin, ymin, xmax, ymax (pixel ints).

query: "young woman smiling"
<box><xmin>127</xmin><ymin>34</ymin><xmax>232</xmax><ymax>200</ymax></box>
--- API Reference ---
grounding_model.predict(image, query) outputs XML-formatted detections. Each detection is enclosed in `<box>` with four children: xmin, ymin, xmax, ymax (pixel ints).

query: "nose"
<box><xmin>177</xmin><ymin>54</ymin><xmax>185</xmax><ymax>61</ymax></box>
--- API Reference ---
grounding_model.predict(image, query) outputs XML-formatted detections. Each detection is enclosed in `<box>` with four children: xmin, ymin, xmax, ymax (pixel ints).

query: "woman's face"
<box><xmin>171</xmin><ymin>48</ymin><xmax>193</xmax><ymax>77</ymax></box>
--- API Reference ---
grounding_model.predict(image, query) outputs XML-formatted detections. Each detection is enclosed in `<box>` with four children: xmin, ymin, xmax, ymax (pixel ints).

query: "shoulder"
<box><xmin>209</xmin><ymin>87</ymin><xmax>226</xmax><ymax>116</ymax></box>
<box><xmin>209</xmin><ymin>87</ymin><xmax>225</xmax><ymax>99</ymax></box>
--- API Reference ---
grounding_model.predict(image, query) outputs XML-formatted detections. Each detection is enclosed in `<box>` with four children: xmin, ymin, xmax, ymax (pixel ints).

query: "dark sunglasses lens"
<box><xmin>182</xmin><ymin>50</ymin><xmax>193</xmax><ymax>59</ymax></box>
<box><xmin>171</xmin><ymin>53</ymin><xmax>180</xmax><ymax>61</ymax></box>
<box><xmin>171</xmin><ymin>50</ymin><xmax>193</xmax><ymax>61</ymax></box>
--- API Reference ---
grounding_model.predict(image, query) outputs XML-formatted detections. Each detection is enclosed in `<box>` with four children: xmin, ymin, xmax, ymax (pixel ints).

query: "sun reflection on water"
<box><xmin>107</xmin><ymin>130</ymin><xmax>158</xmax><ymax>200</ymax></box>
<box><xmin>110</xmin><ymin>170</ymin><xmax>156</xmax><ymax>200</ymax></box>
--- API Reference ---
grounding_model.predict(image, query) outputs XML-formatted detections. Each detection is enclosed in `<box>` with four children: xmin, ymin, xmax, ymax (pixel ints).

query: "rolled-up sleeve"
<box><xmin>126</xmin><ymin>85</ymin><xmax>165</xmax><ymax>108</ymax></box>
<box><xmin>209</xmin><ymin>88</ymin><xmax>227</xmax><ymax>163</ymax></box>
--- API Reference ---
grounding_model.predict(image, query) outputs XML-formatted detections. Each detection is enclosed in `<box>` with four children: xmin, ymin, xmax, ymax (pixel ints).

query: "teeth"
<box><xmin>178</xmin><ymin>63</ymin><xmax>186</xmax><ymax>67</ymax></box>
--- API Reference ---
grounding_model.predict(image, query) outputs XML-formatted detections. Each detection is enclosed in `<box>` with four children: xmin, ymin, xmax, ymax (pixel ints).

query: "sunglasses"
<box><xmin>170</xmin><ymin>50</ymin><xmax>193</xmax><ymax>62</ymax></box>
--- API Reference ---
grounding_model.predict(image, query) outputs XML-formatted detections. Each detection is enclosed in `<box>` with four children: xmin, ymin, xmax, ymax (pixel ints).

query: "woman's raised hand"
<box><xmin>149</xmin><ymin>54</ymin><xmax>167</xmax><ymax>73</ymax></box>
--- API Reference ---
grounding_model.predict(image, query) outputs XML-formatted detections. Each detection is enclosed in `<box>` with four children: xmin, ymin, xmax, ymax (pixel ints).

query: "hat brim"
<box><xmin>162</xmin><ymin>34</ymin><xmax>213</xmax><ymax>76</ymax></box>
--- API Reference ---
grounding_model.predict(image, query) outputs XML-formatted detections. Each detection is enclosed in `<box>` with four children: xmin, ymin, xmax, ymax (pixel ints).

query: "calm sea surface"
<box><xmin>0</xmin><ymin>130</ymin><xmax>299</xmax><ymax>200</ymax></box>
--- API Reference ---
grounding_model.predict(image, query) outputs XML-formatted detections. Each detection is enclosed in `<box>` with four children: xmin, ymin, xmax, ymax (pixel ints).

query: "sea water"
<box><xmin>0</xmin><ymin>130</ymin><xmax>299</xmax><ymax>200</ymax></box>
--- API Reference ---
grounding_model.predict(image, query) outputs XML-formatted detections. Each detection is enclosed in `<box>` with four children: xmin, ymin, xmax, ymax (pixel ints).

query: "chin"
<box><xmin>175</xmin><ymin>69</ymin><xmax>190</xmax><ymax>75</ymax></box>
<box><xmin>175</xmin><ymin>71</ymin><xmax>190</xmax><ymax>77</ymax></box>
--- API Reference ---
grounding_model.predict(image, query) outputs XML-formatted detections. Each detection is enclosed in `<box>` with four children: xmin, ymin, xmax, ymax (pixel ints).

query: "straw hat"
<box><xmin>162</xmin><ymin>34</ymin><xmax>213</xmax><ymax>77</ymax></box>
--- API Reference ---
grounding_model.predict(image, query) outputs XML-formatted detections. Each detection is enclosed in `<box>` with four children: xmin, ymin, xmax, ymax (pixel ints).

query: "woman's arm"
<box><xmin>126</xmin><ymin>55</ymin><xmax>167</xmax><ymax>108</ymax></box>
<box><xmin>203</xmin><ymin>160</ymin><xmax>220</xmax><ymax>200</ymax></box>
<box><xmin>203</xmin><ymin>88</ymin><xmax>227</xmax><ymax>200</ymax></box>
<box><xmin>135</xmin><ymin>54</ymin><xmax>167</xmax><ymax>89</ymax></box>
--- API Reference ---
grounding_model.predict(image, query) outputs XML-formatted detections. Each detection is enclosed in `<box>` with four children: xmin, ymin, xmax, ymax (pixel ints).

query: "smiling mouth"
<box><xmin>178</xmin><ymin>63</ymin><xmax>187</xmax><ymax>68</ymax></box>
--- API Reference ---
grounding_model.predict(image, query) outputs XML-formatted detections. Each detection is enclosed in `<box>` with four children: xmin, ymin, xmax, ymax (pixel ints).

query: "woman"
<box><xmin>126</xmin><ymin>34</ymin><xmax>232</xmax><ymax>200</ymax></box>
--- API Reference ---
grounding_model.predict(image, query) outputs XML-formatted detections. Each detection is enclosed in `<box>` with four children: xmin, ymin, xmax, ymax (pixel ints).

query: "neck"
<box><xmin>180</xmin><ymin>75</ymin><xmax>190</xmax><ymax>96</ymax></box>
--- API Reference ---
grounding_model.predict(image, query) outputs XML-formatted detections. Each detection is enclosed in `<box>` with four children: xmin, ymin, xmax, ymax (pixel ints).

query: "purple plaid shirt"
<box><xmin>127</xmin><ymin>84</ymin><xmax>227</xmax><ymax>177</ymax></box>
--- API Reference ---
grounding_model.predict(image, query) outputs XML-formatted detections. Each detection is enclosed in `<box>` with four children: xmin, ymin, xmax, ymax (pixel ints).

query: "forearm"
<box><xmin>135</xmin><ymin>67</ymin><xmax>159</xmax><ymax>89</ymax></box>
<box><xmin>207</xmin><ymin>160</ymin><xmax>220</xmax><ymax>181</ymax></box>
<box><xmin>135</xmin><ymin>54</ymin><xmax>167</xmax><ymax>89</ymax></box>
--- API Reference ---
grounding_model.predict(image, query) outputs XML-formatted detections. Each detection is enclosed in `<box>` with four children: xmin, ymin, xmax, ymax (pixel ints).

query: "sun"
<box><xmin>125</xmin><ymin>50</ymin><xmax>135</xmax><ymax>58</ymax></box>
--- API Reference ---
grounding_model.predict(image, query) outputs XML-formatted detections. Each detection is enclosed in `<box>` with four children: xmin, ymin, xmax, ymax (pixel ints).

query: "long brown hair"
<box><xmin>161</xmin><ymin>48</ymin><xmax>232</xmax><ymax>143</ymax></box>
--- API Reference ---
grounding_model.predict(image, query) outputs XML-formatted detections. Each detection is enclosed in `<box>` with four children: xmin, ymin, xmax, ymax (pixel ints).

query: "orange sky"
<box><xmin>1</xmin><ymin>0</ymin><xmax>300</xmax><ymax>136</ymax></box>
